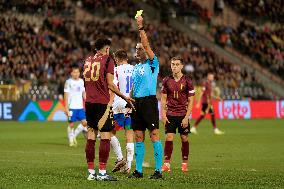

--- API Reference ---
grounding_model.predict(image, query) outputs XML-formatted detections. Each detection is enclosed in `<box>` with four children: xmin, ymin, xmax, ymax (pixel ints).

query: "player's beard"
<box><xmin>134</xmin><ymin>54</ymin><xmax>142</xmax><ymax>63</ymax></box>
<box><xmin>135</xmin><ymin>52</ymin><xmax>147</xmax><ymax>63</ymax></box>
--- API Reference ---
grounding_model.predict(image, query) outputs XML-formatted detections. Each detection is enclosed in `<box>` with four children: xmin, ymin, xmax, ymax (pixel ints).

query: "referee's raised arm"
<box><xmin>136</xmin><ymin>15</ymin><xmax>155</xmax><ymax>60</ymax></box>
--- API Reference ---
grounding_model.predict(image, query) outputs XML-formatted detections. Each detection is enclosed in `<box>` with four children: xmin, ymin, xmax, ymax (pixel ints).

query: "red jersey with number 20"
<box><xmin>161</xmin><ymin>75</ymin><xmax>195</xmax><ymax>116</ymax></box>
<box><xmin>83</xmin><ymin>52</ymin><xmax>114</xmax><ymax>104</ymax></box>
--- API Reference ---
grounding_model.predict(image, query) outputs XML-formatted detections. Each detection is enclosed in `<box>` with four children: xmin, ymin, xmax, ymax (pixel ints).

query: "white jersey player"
<box><xmin>112</xmin><ymin>64</ymin><xmax>133</xmax><ymax>114</ymax></box>
<box><xmin>64</xmin><ymin>64</ymin><xmax>88</xmax><ymax>147</ymax></box>
<box><xmin>110</xmin><ymin>50</ymin><xmax>135</xmax><ymax>174</ymax></box>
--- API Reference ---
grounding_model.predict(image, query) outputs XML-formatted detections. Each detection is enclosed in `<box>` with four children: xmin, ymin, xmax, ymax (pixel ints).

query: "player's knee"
<box><xmin>126</xmin><ymin>137</ymin><xmax>133</xmax><ymax>143</ymax></box>
<box><xmin>126</xmin><ymin>131</ymin><xmax>134</xmax><ymax>143</ymax></box>
<box><xmin>166</xmin><ymin>134</ymin><xmax>174</xmax><ymax>141</ymax></box>
<box><xmin>135</xmin><ymin>134</ymin><xmax>144</xmax><ymax>142</ymax></box>
<box><xmin>135</xmin><ymin>131</ymin><xmax>144</xmax><ymax>142</ymax></box>
<box><xmin>180</xmin><ymin>134</ymin><xmax>188</xmax><ymax>142</ymax></box>
<box><xmin>82</xmin><ymin>120</ymin><xmax>87</xmax><ymax>127</ymax></box>
<box><xmin>150</xmin><ymin>129</ymin><xmax>160</xmax><ymax>142</ymax></box>
<box><xmin>87</xmin><ymin>130</ymin><xmax>96</xmax><ymax>140</ymax></box>
<box><xmin>100</xmin><ymin>132</ymin><xmax>111</xmax><ymax>140</ymax></box>
<box><xmin>69</xmin><ymin>122</ymin><xmax>74</xmax><ymax>128</ymax></box>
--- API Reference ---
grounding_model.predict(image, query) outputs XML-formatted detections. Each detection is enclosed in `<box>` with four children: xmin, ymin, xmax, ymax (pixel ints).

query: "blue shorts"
<box><xmin>113</xmin><ymin>113</ymin><xmax>132</xmax><ymax>131</ymax></box>
<box><xmin>68</xmin><ymin>109</ymin><xmax>86</xmax><ymax>123</ymax></box>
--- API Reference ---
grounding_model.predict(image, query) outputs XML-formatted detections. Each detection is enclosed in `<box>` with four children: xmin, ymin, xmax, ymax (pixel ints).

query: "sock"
<box><xmin>110</xmin><ymin>136</ymin><xmax>123</xmax><ymax>161</ymax></box>
<box><xmin>135</xmin><ymin>142</ymin><xmax>145</xmax><ymax>173</ymax></box>
<box><xmin>153</xmin><ymin>141</ymin><xmax>163</xmax><ymax>173</ymax></box>
<box><xmin>164</xmin><ymin>141</ymin><xmax>173</xmax><ymax>163</ymax></box>
<box><xmin>126</xmin><ymin>143</ymin><xmax>134</xmax><ymax>170</ymax></box>
<box><xmin>99</xmin><ymin>139</ymin><xmax>110</xmax><ymax>173</ymax></box>
<box><xmin>88</xmin><ymin>169</ymin><xmax>95</xmax><ymax>175</ymax></box>
<box><xmin>181</xmin><ymin>141</ymin><xmax>189</xmax><ymax>163</ymax></box>
<box><xmin>85</xmin><ymin>139</ymin><xmax>95</xmax><ymax>170</ymax></box>
<box><xmin>67</xmin><ymin>126</ymin><xmax>74</xmax><ymax>143</ymax></box>
<box><xmin>194</xmin><ymin>115</ymin><xmax>205</xmax><ymax>128</ymax></box>
<box><xmin>211</xmin><ymin>113</ymin><xmax>217</xmax><ymax>129</ymax></box>
<box><xmin>99</xmin><ymin>169</ymin><xmax>106</xmax><ymax>175</ymax></box>
<box><xmin>74</xmin><ymin>123</ymin><xmax>84</xmax><ymax>138</ymax></box>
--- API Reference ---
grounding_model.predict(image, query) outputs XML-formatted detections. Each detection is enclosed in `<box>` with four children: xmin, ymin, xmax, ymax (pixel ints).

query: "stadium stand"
<box><xmin>213</xmin><ymin>21</ymin><xmax>284</xmax><ymax>80</ymax></box>
<box><xmin>0</xmin><ymin>1</ymin><xmax>278</xmax><ymax>100</ymax></box>
<box><xmin>224</xmin><ymin>0</ymin><xmax>284</xmax><ymax>23</ymax></box>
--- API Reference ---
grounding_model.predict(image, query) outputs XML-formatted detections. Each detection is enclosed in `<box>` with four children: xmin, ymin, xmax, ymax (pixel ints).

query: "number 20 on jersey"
<box><xmin>83</xmin><ymin>61</ymin><xmax>101</xmax><ymax>81</ymax></box>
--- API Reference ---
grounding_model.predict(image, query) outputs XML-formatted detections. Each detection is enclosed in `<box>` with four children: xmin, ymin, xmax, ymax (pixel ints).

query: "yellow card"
<box><xmin>135</xmin><ymin>10</ymin><xmax>143</xmax><ymax>19</ymax></box>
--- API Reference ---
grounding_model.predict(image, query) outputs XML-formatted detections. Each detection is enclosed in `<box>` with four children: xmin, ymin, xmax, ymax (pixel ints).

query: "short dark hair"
<box><xmin>94</xmin><ymin>37</ymin><xmax>111</xmax><ymax>51</ymax></box>
<box><xmin>114</xmin><ymin>49</ymin><xmax>128</xmax><ymax>61</ymax></box>
<box><xmin>70</xmin><ymin>64</ymin><xmax>80</xmax><ymax>71</ymax></box>
<box><xmin>170</xmin><ymin>56</ymin><xmax>183</xmax><ymax>64</ymax></box>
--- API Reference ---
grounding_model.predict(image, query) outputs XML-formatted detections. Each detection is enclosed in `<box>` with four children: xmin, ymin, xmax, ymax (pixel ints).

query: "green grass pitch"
<box><xmin>0</xmin><ymin>119</ymin><xmax>284</xmax><ymax>189</ymax></box>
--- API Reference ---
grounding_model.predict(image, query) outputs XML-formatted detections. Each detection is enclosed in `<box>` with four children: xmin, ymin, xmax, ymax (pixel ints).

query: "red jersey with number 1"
<box><xmin>161</xmin><ymin>75</ymin><xmax>195</xmax><ymax>116</ymax></box>
<box><xmin>83</xmin><ymin>52</ymin><xmax>114</xmax><ymax>104</ymax></box>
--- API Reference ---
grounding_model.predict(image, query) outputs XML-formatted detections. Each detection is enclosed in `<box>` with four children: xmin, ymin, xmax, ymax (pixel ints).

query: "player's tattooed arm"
<box><xmin>107</xmin><ymin>73</ymin><xmax>135</xmax><ymax>110</ymax></box>
<box><xmin>64</xmin><ymin>92</ymin><xmax>70</xmax><ymax>116</ymax></box>
<box><xmin>161</xmin><ymin>93</ymin><xmax>170</xmax><ymax>125</ymax></box>
<box><xmin>136</xmin><ymin>16</ymin><xmax>155</xmax><ymax>60</ymax></box>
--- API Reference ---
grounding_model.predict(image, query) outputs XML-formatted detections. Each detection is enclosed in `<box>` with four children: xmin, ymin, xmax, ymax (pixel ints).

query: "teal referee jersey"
<box><xmin>132</xmin><ymin>55</ymin><xmax>159</xmax><ymax>98</ymax></box>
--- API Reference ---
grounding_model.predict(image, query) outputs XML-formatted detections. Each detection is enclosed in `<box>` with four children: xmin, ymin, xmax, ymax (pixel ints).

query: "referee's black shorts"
<box><xmin>132</xmin><ymin>95</ymin><xmax>159</xmax><ymax>131</ymax></box>
<box><xmin>85</xmin><ymin>102</ymin><xmax>114</xmax><ymax>132</ymax></box>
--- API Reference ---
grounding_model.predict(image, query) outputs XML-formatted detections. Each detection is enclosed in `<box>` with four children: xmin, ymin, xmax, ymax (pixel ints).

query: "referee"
<box><xmin>128</xmin><ymin>15</ymin><xmax>163</xmax><ymax>179</ymax></box>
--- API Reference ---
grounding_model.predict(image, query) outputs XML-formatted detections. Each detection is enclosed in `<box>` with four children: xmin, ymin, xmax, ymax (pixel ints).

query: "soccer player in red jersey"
<box><xmin>160</xmin><ymin>57</ymin><xmax>195</xmax><ymax>172</ymax></box>
<box><xmin>191</xmin><ymin>73</ymin><xmax>224</xmax><ymax>135</ymax></box>
<box><xmin>83</xmin><ymin>38</ymin><xmax>134</xmax><ymax>181</ymax></box>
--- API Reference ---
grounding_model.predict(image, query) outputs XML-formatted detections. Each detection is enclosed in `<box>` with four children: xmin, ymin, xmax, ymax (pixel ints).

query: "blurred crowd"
<box><xmin>141</xmin><ymin>0</ymin><xmax>213</xmax><ymax>24</ymax></box>
<box><xmin>74</xmin><ymin>0</ymin><xmax>136</xmax><ymax>17</ymax></box>
<box><xmin>0</xmin><ymin>0</ymin><xmax>74</xmax><ymax>17</ymax></box>
<box><xmin>0</xmin><ymin>16</ymin><xmax>81</xmax><ymax>90</ymax></box>
<box><xmin>213</xmin><ymin>22</ymin><xmax>284</xmax><ymax>80</ymax></box>
<box><xmin>39</xmin><ymin>15</ymin><xmax>265</xmax><ymax>93</ymax></box>
<box><xmin>0</xmin><ymin>0</ymin><xmax>275</xmax><ymax>99</ymax></box>
<box><xmin>224</xmin><ymin>0</ymin><xmax>284</xmax><ymax>23</ymax></box>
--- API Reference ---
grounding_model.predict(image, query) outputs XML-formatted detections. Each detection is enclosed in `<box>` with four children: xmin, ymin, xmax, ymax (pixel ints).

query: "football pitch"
<box><xmin>0</xmin><ymin>119</ymin><xmax>283</xmax><ymax>189</ymax></box>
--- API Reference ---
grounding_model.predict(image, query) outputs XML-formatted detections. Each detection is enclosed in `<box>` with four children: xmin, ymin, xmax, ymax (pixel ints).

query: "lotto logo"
<box><xmin>276</xmin><ymin>101</ymin><xmax>284</xmax><ymax>118</ymax></box>
<box><xmin>218</xmin><ymin>101</ymin><xmax>251</xmax><ymax>119</ymax></box>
